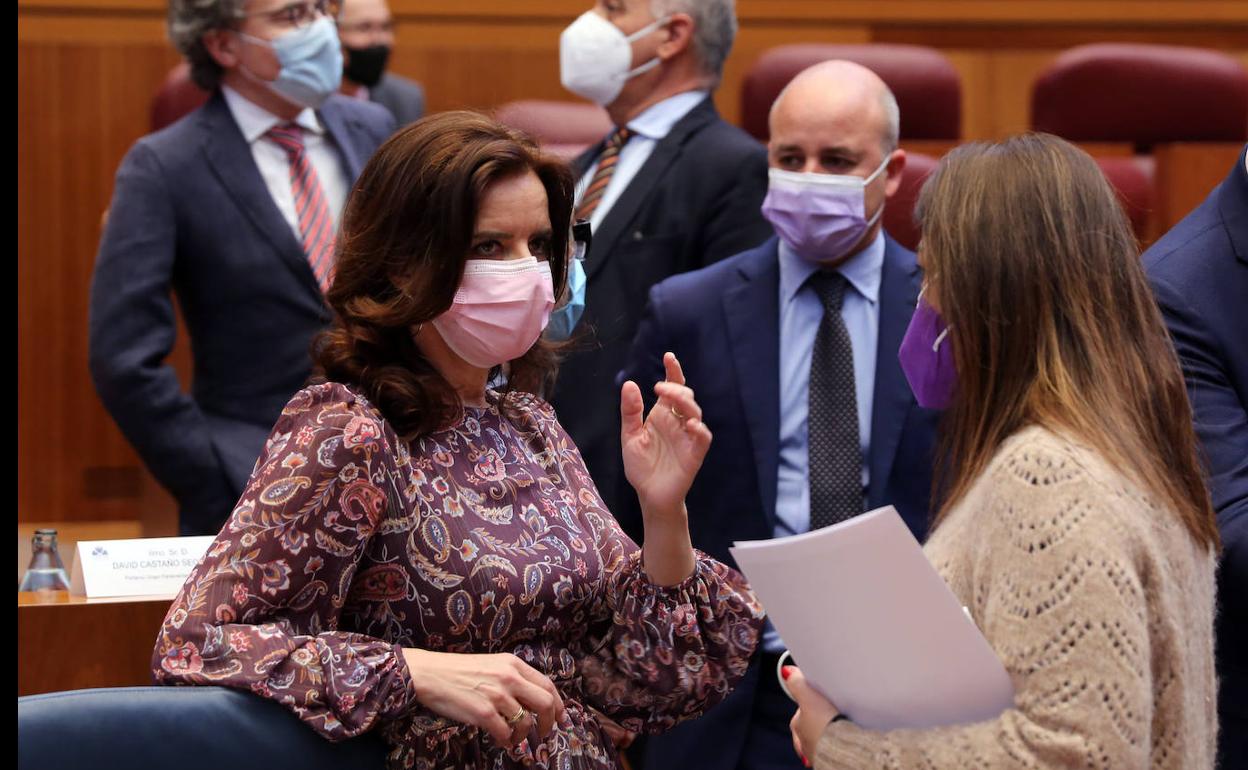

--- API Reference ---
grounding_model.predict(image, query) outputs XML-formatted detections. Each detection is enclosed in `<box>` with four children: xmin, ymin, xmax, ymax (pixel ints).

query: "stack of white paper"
<box><xmin>730</xmin><ymin>506</ymin><xmax>1014</xmax><ymax>730</ymax></box>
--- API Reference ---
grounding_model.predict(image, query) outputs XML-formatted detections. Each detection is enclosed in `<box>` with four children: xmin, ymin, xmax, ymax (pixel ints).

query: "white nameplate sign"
<box><xmin>69</xmin><ymin>536</ymin><xmax>215</xmax><ymax>598</ymax></box>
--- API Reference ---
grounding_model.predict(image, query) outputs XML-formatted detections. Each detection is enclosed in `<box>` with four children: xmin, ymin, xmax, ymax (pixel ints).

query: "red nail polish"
<box><xmin>802</xmin><ymin>755</ymin><xmax>810</xmax><ymax>767</ymax></box>
<box><xmin>781</xmin><ymin>665</ymin><xmax>795</xmax><ymax>680</ymax></box>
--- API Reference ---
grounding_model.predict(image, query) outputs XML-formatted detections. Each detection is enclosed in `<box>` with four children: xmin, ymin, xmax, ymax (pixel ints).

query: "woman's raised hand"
<box><xmin>401</xmin><ymin>649</ymin><xmax>565</xmax><ymax>747</ymax></box>
<box><xmin>620</xmin><ymin>352</ymin><xmax>713</xmax><ymax>518</ymax></box>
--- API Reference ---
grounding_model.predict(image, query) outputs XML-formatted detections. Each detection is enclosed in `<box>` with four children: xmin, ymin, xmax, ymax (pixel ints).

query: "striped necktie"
<box><xmin>266</xmin><ymin>123</ymin><xmax>336</xmax><ymax>293</ymax></box>
<box><xmin>575</xmin><ymin>126</ymin><xmax>633</xmax><ymax>222</ymax></box>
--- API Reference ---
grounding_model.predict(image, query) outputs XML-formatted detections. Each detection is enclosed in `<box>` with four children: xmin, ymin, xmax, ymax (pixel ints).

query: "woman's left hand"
<box><xmin>786</xmin><ymin>666</ymin><xmax>842</xmax><ymax>767</ymax></box>
<box><xmin>620</xmin><ymin>352</ymin><xmax>713</xmax><ymax>517</ymax></box>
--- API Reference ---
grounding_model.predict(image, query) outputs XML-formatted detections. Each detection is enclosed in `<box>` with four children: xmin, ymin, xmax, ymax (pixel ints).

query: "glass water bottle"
<box><xmin>19</xmin><ymin>528</ymin><xmax>71</xmax><ymax>592</ymax></box>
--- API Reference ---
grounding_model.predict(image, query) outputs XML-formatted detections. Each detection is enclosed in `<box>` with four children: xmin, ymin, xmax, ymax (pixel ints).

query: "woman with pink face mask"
<box><xmin>151</xmin><ymin>111</ymin><xmax>763</xmax><ymax>769</ymax></box>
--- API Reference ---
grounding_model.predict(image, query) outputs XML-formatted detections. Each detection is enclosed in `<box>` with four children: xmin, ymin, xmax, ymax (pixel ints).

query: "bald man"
<box><xmin>618</xmin><ymin>61</ymin><xmax>940</xmax><ymax>770</ymax></box>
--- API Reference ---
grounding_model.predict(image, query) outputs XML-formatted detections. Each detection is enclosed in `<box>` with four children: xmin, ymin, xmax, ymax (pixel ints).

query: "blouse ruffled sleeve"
<box><xmin>151</xmin><ymin>384</ymin><xmax>416</xmax><ymax>741</ymax></box>
<box><xmin>580</xmin><ymin>544</ymin><xmax>765</xmax><ymax>734</ymax></box>
<box><xmin>524</xmin><ymin>395</ymin><xmax>765</xmax><ymax>734</ymax></box>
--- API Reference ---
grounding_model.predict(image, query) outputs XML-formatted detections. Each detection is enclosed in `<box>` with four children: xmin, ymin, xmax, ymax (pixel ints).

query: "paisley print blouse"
<box><xmin>152</xmin><ymin>382</ymin><xmax>763</xmax><ymax>769</ymax></box>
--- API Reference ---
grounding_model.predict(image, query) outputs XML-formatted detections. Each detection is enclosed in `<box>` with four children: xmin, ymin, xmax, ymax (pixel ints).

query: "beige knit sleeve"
<box><xmin>815</xmin><ymin>437</ymin><xmax>1155</xmax><ymax>769</ymax></box>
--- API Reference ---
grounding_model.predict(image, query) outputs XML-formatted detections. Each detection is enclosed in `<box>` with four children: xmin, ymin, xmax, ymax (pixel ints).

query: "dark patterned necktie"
<box><xmin>267</xmin><ymin>123</ymin><xmax>335</xmax><ymax>293</ymax></box>
<box><xmin>574</xmin><ymin>126</ymin><xmax>633</xmax><ymax>221</ymax></box>
<box><xmin>807</xmin><ymin>270</ymin><xmax>863</xmax><ymax>530</ymax></box>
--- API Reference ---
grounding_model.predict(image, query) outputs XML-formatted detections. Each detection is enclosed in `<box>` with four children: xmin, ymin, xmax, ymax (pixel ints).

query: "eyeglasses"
<box><xmin>238</xmin><ymin>0</ymin><xmax>341</xmax><ymax>29</ymax></box>
<box><xmin>336</xmin><ymin>19</ymin><xmax>395</xmax><ymax>36</ymax></box>
<box><xmin>572</xmin><ymin>220</ymin><xmax>593</xmax><ymax>262</ymax></box>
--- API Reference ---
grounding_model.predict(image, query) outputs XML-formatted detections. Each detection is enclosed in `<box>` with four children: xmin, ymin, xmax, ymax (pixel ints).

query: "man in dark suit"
<box><xmin>1142</xmin><ymin>146</ymin><xmax>1248</xmax><ymax>769</ymax></box>
<box><xmin>337</xmin><ymin>0</ymin><xmax>425</xmax><ymax>126</ymax></box>
<box><xmin>89</xmin><ymin>0</ymin><xmax>394</xmax><ymax>535</ymax></box>
<box><xmin>552</xmin><ymin>0</ymin><xmax>772</xmax><ymax>522</ymax></box>
<box><xmin>619</xmin><ymin>61</ymin><xmax>940</xmax><ymax>770</ymax></box>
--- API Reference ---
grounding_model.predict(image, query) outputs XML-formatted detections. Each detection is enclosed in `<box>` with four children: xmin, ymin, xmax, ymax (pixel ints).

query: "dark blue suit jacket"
<box><xmin>89</xmin><ymin>91</ymin><xmax>394</xmax><ymax>535</ymax></box>
<box><xmin>1142</xmin><ymin>145</ymin><xmax>1248</xmax><ymax>764</ymax></box>
<box><xmin>551</xmin><ymin>97</ymin><xmax>773</xmax><ymax>529</ymax></box>
<box><xmin>619</xmin><ymin>235</ymin><xmax>940</xmax><ymax>770</ymax></box>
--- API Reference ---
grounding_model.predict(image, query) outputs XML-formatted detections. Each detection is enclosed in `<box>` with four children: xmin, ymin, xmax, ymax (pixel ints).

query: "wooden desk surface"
<box><xmin>18</xmin><ymin>589</ymin><xmax>174</xmax><ymax>696</ymax></box>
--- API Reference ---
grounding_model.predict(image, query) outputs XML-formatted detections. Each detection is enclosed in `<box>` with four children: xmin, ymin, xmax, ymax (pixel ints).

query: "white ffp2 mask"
<box><xmin>559</xmin><ymin>11</ymin><xmax>670</xmax><ymax>106</ymax></box>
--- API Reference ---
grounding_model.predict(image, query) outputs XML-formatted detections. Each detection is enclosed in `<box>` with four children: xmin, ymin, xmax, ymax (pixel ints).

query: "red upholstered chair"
<box><xmin>1031</xmin><ymin>43</ymin><xmax>1248</xmax><ymax>147</ymax></box>
<box><xmin>150</xmin><ymin>62</ymin><xmax>210</xmax><ymax>133</ymax></box>
<box><xmin>494</xmin><ymin>100</ymin><xmax>613</xmax><ymax>161</ymax></box>
<box><xmin>882</xmin><ymin>152</ymin><xmax>939</xmax><ymax>252</ymax></box>
<box><xmin>1031</xmin><ymin>44</ymin><xmax>1246</xmax><ymax>241</ymax></box>
<box><xmin>740</xmin><ymin>44</ymin><xmax>962</xmax><ymax>143</ymax></box>
<box><xmin>1095</xmin><ymin>156</ymin><xmax>1155</xmax><ymax>242</ymax></box>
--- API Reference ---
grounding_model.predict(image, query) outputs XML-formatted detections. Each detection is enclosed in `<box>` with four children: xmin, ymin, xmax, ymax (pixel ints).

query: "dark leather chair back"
<box><xmin>740</xmin><ymin>44</ymin><xmax>962</xmax><ymax>143</ymax></box>
<box><xmin>495</xmin><ymin>99</ymin><xmax>613</xmax><ymax>160</ymax></box>
<box><xmin>150</xmin><ymin>62</ymin><xmax>210</xmax><ymax>132</ymax></box>
<box><xmin>883</xmin><ymin>151</ymin><xmax>939</xmax><ymax>252</ymax></box>
<box><xmin>18</xmin><ymin>687</ymin><xmax>388</xmax><ymax>770</ymax></box>
<box><xmin>1031</xmin><ymin>43</ymin><xmax>1248</xmax><ymax>146</ymax></box>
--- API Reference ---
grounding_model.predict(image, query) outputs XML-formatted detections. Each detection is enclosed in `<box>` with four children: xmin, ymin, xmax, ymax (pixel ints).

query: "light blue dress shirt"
<box><xmin>763</xmin><ymin>232</ymin><xmax>884</xmax><ymax>653</ymax></box>
<box><xmin>574</xmin><ymin>90</ymin><xmax>709</xmax><ymax>231</ymax></box>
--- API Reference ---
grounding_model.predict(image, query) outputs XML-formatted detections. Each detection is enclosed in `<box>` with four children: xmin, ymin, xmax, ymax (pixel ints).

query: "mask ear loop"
<box><xmin>776</xmin><ymin>649</ymin><xmax>797</xmax><ymax>703</ymax></box>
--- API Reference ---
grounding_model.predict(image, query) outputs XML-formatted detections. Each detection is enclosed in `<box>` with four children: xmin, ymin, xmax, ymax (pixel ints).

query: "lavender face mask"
<box><xmin>760</xmin><ymin>158</ymin><xmax>889</xmax><ymax>262</ymax></box>
<box><xmin>899</xmin><ymin>292</ymin><xmax>957</xmax><ymax>409</ymax></box>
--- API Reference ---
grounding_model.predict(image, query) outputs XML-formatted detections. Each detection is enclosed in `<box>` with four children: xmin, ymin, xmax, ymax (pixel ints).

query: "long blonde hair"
<box><xmin>917</xmin><ymin>133</ymin><xmax>1218</xmax><ymax>550</ymax></box>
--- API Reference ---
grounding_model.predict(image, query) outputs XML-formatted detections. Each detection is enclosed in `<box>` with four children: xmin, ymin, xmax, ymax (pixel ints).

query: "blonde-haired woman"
<box><xmin>786</xmin><ymin>133</ymin><xmax>1219</xmax><ymax>768</ymax></box>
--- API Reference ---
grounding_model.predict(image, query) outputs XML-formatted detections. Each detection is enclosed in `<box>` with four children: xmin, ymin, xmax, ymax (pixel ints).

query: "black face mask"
<box><xmin>343</xmin><ymin>44</ymin><xmax>391</xmax><ymax>88</ymax></box>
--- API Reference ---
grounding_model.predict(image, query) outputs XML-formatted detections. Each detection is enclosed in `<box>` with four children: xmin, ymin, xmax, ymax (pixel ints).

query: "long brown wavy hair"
<box><xmin>313</xmin><ymin>111</ymin><xmax>574</xmax><ymax>440</ymax></box>
<box><xmin>916</xmin><ymin>133</ymin><xmax>1219</xmax><ymax>550</ymax></box>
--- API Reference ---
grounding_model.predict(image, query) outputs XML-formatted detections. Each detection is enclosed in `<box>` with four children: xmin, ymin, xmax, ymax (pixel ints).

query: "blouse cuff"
<box><xmin>610</xmin><ymin>549</ymin><xmax>763</xmax><ymax>647</ymax></box>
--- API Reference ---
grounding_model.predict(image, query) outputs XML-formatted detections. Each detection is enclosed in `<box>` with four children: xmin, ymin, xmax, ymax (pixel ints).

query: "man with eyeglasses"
<box><xmin>336</xmin><ymin>0</ymin><xmax>425</xmax><ymax>126</ymax></box>
<box><xmin>89</xmin><ymin>0</ymin><xmax>395</xmax><ymax>535</ymax></box>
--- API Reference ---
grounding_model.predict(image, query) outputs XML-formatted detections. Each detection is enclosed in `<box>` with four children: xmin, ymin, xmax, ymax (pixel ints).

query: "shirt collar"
<box><xmin>624</xmin><ymin>90</ymin><xmax>709</xmax><ymax>140</ymax></box>
<box><xmin>222</xmin><ymin>85</ymin><xmax>324</xmax><ymax>144</ymax></box>
<box><xmin>779</xmin><ymin>229</ymin><xmax>886</xmax><ymax>307</ymax></box>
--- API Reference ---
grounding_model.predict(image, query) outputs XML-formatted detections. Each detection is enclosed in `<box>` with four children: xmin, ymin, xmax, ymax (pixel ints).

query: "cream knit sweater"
<box><xmin>816</xmin><ymin>426</ymin><xmax>1218</xmax><ymax>769</ymax></box>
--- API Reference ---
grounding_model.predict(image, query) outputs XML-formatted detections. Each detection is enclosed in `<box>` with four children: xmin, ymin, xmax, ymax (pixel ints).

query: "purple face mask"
<box><xmin>760</xmin><ymin>158</ymin><xmax>889</xmax><ymax>262</ymax></box>
<box><xmin>899</xmin><ymin>292</ymin><xmax>957</xmax><ymax>409</ymax></box>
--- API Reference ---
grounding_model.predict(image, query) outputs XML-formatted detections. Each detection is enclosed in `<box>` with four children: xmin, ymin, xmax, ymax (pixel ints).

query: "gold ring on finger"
<box><xmin>506</xmin><ymin>706</ymin><xmax>526</xmax><ymax>725</ymax></box>
<box><xmin>670</xmin><ymin>406</ymin><xmax>687</xmax><ymax>421</ymax></box>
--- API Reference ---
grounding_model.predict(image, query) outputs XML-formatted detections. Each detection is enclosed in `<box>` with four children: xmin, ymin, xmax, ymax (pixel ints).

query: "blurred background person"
<box><xmin>552</xmin><ymin>0</ymin><xmax>772</xmax><ymax>530</ymax></box>
<box><xmin>620</xmin><ymin>60</ymin><xmax>939</xmax><ymax>770</ymax></box>
<box><xmin>337</xmin><ymin>0</ymin><xmax>425</xmax><ymax>126</ymax></box>
<box><xmin>786</xmin><ymin>134</ymin><xmax>1220</xmax><ymax>769</ymax></box>
<box><xmin>1143</xmin><ymin>145</ymin><xmax>1247</xmax><ymax>768</ymax></box>
<box><xmin>152</xmin><ymin>112</ymin><xmax>764</xmax><ymax>769</ymax></box>
<box><xmin>89</xmin><ymin>0</ymin><xmax>394</xmax><ymax>536</ymax></box>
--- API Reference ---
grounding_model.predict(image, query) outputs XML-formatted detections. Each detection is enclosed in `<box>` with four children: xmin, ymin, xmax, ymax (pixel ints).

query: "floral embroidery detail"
<box><xmin>342</xmin><ymin>415</ymin><xmax>382</xmax><ymax>449</ymax></box>
<box><xmin>229</xmin><ymin>630</ymin><xmax>251</xmax><ymax>652</ymax></box>
<box><xmin>160</xmin><ymin>642</ymin><xmax>203</xmax><ymax>675</ymax></box>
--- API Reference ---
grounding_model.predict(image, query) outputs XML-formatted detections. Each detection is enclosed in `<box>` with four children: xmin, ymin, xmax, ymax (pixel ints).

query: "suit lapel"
<box><xmin>198</xmin><ymin>92</ymin><xmax>324</xmax><ymax>302</ymax></box>
<box><xmin>319</xmin><ymin>98</ymin><xmax>367</xmax><ymax>180</ymax></box>
<box><xmin>583</xmin><ymin>97</ymin><xmax>718</xmax><ymax>283</ymax></box>
<box><xmin>723</xmin><ymin>240</ymin><xmax>782</xmax><ymax>529</ymax></box>
<box><xmin>866</xmin><ymin>235</ymin><xmax>922</xmax><ymax>509</ymax></box>
<box><xmin>1220</xmin><ymin>144</ymin><xmax>1248</xmax><ymax>267</ymax></box>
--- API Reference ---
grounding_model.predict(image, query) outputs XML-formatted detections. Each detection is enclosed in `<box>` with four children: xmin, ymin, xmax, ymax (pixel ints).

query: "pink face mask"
<box><xmin>431</xmin><ymin>258</ymin><xmax>555</xmax><ymax>369</ymax></box>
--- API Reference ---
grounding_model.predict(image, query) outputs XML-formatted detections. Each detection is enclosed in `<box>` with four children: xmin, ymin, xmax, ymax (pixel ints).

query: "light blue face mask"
<box><xmin>546</xmin><ymin>255</ymin><xmax>586</xmax><ymax>341</ymax></box>
<box><xmin>239</xmin><ymin>16</ymin><xmax>343</xmax><ymax>109</ymax></box>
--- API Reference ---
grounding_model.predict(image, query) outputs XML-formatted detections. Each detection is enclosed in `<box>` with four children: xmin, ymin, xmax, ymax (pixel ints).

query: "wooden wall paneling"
<box><xmin>1153</xmin><ymin>143</ymin><xmax>1245</xmax><ymax>237</ymax></box>
<box><xmin>18</xmin><ymin>26</ymin><xmax>183</xmax><ymax>528</ymax></box>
